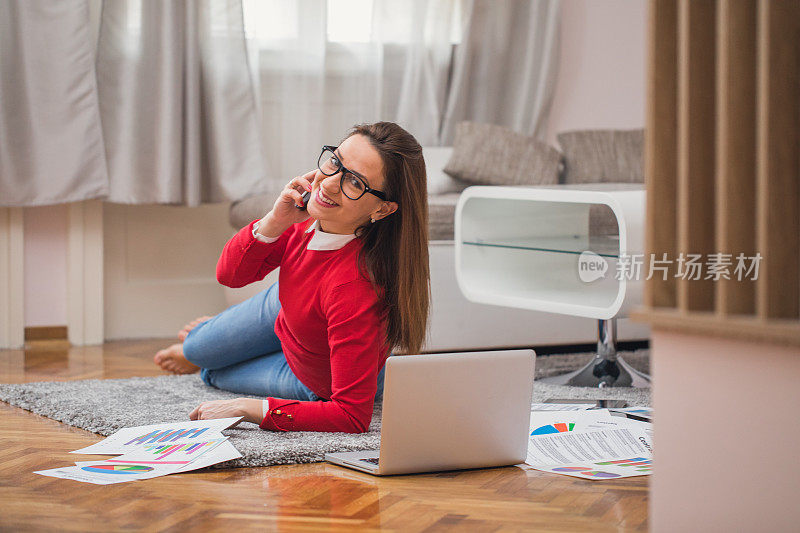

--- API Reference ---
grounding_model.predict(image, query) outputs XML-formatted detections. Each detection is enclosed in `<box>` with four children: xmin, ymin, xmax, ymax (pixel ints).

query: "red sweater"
<box><xmin>216</xmin><ymin>218</ymin><xmax>391</xmax><ymax>433</ymax></box>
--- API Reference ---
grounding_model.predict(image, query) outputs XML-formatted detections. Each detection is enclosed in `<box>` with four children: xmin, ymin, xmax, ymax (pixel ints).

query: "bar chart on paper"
<box><xmin>596</xmin><ymin>457</ymin><xmax>652</xmax><ymax>472</ymax></box>
<box><xmin>124</xmin><ymin>427</ymin><xmax>210</xmax><ymax>446</ymax></box>
<box><xmin>139</xmin><ymin>440</ymin><xmax>220</xmax><ymax>461</ymax></box>
<box><xmin>106</xmin><ymin>438</ymin><xmax>227</xmax><ymax>465</ymax></box>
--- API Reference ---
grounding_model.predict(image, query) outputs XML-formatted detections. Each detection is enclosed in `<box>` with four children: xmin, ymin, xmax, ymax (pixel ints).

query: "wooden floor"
<box><xmin>0</xmin><ymin>339</ymin><xmax>649</xmax><ymax>532</ymax></box>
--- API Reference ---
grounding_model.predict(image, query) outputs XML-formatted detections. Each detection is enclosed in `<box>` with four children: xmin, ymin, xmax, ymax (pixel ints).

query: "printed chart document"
<box><xmin>527</xmin><ymin>427</ymin><xmax>651</xmax><ymax>465</ymax></box>
<box><xmin>38</xmin><ymin>418</ymin><xmax>244</xmax><ymax>485</ymax></box>
<box><xmin>526</xmin><ymin>409</ymin><xmax>654</xmax><ymax>481</ymax></box>
<box><xmin>37</xmin><ymin>438</ymin><xmax>232</xmax><ymax>485</ymax></box>
<box><xmin>71</xmin><ymin>417</ymin><xmax>241</xmax><ymax>455</ymax></box>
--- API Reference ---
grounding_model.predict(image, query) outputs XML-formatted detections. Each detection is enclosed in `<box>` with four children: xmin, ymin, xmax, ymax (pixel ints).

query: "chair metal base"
<box><xmin>540</xmin><ymin>318</ymin><xmax>651</xmax><ymax>388</ymax></box>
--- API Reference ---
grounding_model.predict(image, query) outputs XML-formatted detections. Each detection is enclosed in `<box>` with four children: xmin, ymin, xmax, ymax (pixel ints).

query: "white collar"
<box><xmin>304</xmin><ymin>219</ymin><xmax>357</xmax><ymax>251</ymax></box>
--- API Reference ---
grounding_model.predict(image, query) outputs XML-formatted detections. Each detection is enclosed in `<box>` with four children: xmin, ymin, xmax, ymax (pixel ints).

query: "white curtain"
<box><xmin>441</xmin><ymin>0</ymin><xmax>561</xmax><ymax>142</ymax></box>
<box><xmin>0</xmin><ymin>0</ymin><xmax>109</xmax><ymax>207</ymax></box>
<box><xmin>244</xmin><ymin>0</ymin><xmax>561</xmax><ymax>194</ymax></box>
<box><xmin>96</xmin><ymin>0</ymin><xmax>266</xmax><ymax>205</ymax></box>
<box><xmin>242</xmin><ymin>0</ymin><xmax>461</xmax><ymax>193</ymax></box>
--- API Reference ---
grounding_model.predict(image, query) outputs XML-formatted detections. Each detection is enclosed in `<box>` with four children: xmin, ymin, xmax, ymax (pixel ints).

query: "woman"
<box><xmin>153</xmin><ymin>122</ymin><xmax>430</xmax><ymax>433</ymax></box>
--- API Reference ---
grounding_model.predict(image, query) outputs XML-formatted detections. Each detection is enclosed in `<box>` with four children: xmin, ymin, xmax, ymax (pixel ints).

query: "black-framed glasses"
<box><xmin>317</xmin><ymin>145</ymin><xmax>389</xmax><ymax>201</ymax></box>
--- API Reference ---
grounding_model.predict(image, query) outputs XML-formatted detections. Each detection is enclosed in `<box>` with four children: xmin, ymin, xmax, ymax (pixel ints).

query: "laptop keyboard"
<box><xmin>360</xmin><ymin>457</ymin><xmax>380</xmax><ymax>465</ymax></box>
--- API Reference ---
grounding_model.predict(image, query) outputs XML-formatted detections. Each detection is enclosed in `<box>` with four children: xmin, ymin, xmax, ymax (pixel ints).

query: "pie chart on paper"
<box><xmin>81</xmin><ymin>464</ymin><xmax>155</xmax><ymax>475</ymax></box>
<box><xmin>530</xmin><ymin>422</ymin><xmax>575</xmax><ymax>436</ymax></box>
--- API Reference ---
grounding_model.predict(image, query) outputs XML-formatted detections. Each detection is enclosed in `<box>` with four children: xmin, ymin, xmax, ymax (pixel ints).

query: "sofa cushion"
<box><xmin>443</xmin><ymin>121</ymin><xmax>562</xmax><ymax>186</ymax></box>
<box><xmin>557</xmin><ymin>129</ymin><xmax>644</xmax><ymax>183</ymax></box>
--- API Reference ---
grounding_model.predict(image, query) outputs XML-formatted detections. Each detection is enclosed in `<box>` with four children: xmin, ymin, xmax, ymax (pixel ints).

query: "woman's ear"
<box><xmin>374</xmin><ymin>201</ymin><xmax>398</xmax><ymax>221</ymax></box>
<box><xmin>380</xmin><ymin>201</ymin><xmax>398</xmax><ymax>217</ymax></box>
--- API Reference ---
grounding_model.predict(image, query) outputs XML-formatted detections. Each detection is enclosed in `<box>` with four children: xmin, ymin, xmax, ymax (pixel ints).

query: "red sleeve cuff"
<box><xmin>259</xmin><ymin>398</ymin><xmax>300</xmax><ymax>431</ymax></box>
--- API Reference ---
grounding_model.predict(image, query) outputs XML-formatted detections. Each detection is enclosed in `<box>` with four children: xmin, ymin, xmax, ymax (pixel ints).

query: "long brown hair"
<box><xmin>344</xmin><ymin>122</ymin><xmax>430</xmax><ymax>355</ymax></box>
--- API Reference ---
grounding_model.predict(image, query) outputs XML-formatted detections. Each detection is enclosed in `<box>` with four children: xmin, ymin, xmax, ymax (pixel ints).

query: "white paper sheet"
<box><xmin>71</xmin><ymin>417</ymin><xmax>241</xmax><ymax>455</ymax></box>
<box><xmin>526</xmin><ymin>419</ymin><xmax>653</xmax><ymax>481</ymax></box>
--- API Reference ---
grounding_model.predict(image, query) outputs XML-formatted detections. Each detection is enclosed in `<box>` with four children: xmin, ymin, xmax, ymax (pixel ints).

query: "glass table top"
<box><xmin>461</xmin><ymin>234</ymin><xmax>622</xmax><ymax>258</ymax></box>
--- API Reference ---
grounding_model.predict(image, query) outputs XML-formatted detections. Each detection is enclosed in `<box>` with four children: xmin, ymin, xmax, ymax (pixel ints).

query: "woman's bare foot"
<box><xmin>178</xmin><ymin>315</ymin><xmax>215</xmax><ymax>341</ymax></box>
<box><xmin>154</xmin><ymin>343</ymin><xmax>200</xmax><ymax>374</ymax></box>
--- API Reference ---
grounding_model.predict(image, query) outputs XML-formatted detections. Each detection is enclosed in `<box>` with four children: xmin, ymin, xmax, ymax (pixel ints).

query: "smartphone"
<box><xmin>295</xmin><ymin>190</ymin><xmax>311</xmax><ymax>210</ymax></box>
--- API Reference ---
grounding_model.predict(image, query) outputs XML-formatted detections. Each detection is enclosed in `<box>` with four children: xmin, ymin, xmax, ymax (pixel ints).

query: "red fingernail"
<box><xmin>306</xmin><ymin>185</ymin><xmax>312</xmax><ymax>191</ymax></box>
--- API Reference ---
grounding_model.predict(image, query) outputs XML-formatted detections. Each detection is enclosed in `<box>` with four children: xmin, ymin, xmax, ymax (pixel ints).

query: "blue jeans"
<box><xmin>183</xmin><ymin>280</ymin><xmax>385</xmax><ymax>401</ymax></box>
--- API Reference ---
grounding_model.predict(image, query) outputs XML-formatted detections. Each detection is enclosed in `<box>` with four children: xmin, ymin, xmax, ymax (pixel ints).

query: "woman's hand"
<box><xmin>189</xmin><ymin>398</ymin><xmax>263</xmax><ymax>425</ymax></box>
<box><xmin>257</xmin><ymin>170</ymin><xmax>318</xmax><ymax>238</ymax></box>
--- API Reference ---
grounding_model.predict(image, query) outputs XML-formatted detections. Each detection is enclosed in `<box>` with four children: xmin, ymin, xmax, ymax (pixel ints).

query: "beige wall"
<box><xmin>103</xmin><ymin>203</ymin><xmax>231</xmax><ymax>340</ymax></box>
<box><xmin>547</xmin><ymin>0</ymin><xmax>646</xmax><ymax>144</ymax></box>
<box><xmin>651</xmin><ymin>330</ymin><xmax>800</xmax><ymax>532</ymax></box>
<box><xmin>23</xmin><ymin>205</ymin><xmax>68</xmax><ymax>327</ymax></box>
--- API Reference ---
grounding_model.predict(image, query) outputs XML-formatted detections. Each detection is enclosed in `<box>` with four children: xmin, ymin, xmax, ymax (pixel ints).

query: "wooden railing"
<box><xmin>634</xmin><ymin>0</ymin><xmax>800</xmax><ymax>345</ymax></box>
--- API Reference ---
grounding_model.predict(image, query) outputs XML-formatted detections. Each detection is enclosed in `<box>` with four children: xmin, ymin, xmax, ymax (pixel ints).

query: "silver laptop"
<box><xmin>325</xmin><ymin>349</ymin><xmax>535</xmax><ymax>476</ymax></box>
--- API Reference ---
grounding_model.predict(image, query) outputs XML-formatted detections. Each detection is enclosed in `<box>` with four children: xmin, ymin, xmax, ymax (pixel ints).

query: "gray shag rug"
<box><xmin>0</xmin><ymin>350</ymin><xmax>650</xmax><ymax>469</ymax></box>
